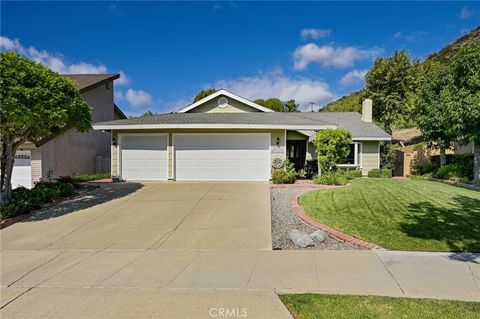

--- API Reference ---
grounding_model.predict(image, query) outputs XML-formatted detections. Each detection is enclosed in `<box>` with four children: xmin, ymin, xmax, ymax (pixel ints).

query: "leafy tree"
<box><xmin>0</xmin><ymin>52</ymin><xmax>91</xmax><ymax>201</ymax></box>
<box><xmin>192</xmin><ymin>88</ymin><xmax>217</xmax><ymax>103</ymax></box>
<box><xmin>365</xmin><ymin>50</ymin><xmax>423</xmax><ymax>132</ymax></box>
<box><xmin>255</xmin><ymin>98</ymin><xmax>299</xmax><ymax>112</ymax></box>
<box><xmin>417</xmin><ymin>65</ymin><xmax>461</xmax><ymax>166</ymax></box>
<box><xmin>314</xmin><ymin>129</ymin><xmax>352</xmax><ymax>174</ymax></box>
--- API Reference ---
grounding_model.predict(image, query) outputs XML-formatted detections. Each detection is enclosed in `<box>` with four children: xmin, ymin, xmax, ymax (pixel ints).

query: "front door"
<box><xmin>287</xmin><ymin>140</ymin><xmax>306</xmax><ymax>171</ymax></box>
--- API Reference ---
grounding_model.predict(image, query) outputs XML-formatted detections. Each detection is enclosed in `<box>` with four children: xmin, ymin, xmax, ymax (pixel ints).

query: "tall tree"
<box><xmin>192</xmin><ymin>88</ymin><xmax>216</xmax><ymax>103</ymax></box>
<box><xmin>314</xmin><ymin>129</ymin><xmax>352</xmax><ymax>174</ymax></box>
<box><xmin>255</xmin><ymin>98</ymin><xmax>299</xmax><ymax>112</ymax></box>
<box><xmin>365</xmin><ymin>50</ymin><xmax>423</xmax><ymax>132</ymax></box>
<box><xmin>0</xmin><ymin>52</ymin><xmax>91</xmax><ymax>200</ymax></box>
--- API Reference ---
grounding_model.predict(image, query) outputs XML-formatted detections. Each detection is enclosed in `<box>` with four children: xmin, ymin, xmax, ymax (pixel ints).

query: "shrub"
<box><xmin>72</xmin><ymin>172</ymin><xmax>111</xmax><ymax>182</ymax></box>
<box><xmin>342</xmin><ymin>169</ymin><xmax>363</xmax><ymax>180</ymax></box>
<box><xmin>434</xmin><ymin>163</ymin><xmax>469</xmax><ymax>182</ymax></box>
<box><xmin>58</xmin><ymin>182</ymin><xmax>76</xmax><ymax>197</ymax></box>
<box><xmin>313</xmin><ymin>171</ymin><xmax>348</xmax><ymax>186</ymax></box>
<box><xmin>368</xmin><ymin>168</ymin><xmax>392</xmax><ymax>178</ymax></box>
<box><xmin>413</xmin><ymin>163</ymin><xmax>439</xmax><ymax>176</ymax></box>
<box><xmin>271</xmin><ymin>159</ymin><xmax>296</xmax><ymax>184</ymax></box>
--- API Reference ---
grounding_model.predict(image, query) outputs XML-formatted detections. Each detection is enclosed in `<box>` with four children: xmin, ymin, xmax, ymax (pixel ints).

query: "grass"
<box><xmin>279</xmin><ymin>294</ymin><xmax>480</xmax><ymax>319</ymax></box>
<box><xmin>72</xmin><ymin>172</ymin><xmax>111</xmax><ymax>182</ymax></box>
<box><xmin>299</xmin><ymin>178</ymin><xmax>480</xmax><ymax>251</ymax></box>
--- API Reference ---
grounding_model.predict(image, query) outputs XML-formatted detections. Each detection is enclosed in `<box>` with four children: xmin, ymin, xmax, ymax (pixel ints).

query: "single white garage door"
<box><xmin>174</xmin><ymin>133</ymin><xmax>270</xmax><ymax>181</ymax></box>
<box><xmin>12</xmin><ymin>151</ymin><xmax>32</xmax><ymax>189</ymax></box>
<box><xmin>120</xmin><ymin>134</ymin><xmax>168</xmax><ymax>181</ymax></box>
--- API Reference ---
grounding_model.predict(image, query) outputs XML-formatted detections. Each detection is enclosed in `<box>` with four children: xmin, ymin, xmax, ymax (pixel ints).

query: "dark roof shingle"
<box><xmin>63</xmin><ymin>74</ymin><xmax>119</xmax><ymax>92</ymax></box>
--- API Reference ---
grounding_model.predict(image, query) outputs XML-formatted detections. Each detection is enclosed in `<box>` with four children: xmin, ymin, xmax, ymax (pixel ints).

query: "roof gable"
<box><xmin>176</xmin><ymin>89</ymin><xmax>274</xmax><ymax>113</ymax></box>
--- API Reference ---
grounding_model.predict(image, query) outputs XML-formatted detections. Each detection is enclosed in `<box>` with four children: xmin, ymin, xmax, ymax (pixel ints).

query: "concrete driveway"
<box><xmin>1</xmin><ymin>182</ymin><xmax>272</xmax><ymax>250</ymax></box>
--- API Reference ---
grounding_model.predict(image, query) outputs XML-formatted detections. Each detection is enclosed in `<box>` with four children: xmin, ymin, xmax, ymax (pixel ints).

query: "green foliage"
<box><xmin>435</xmin><ymin>164</ymin><xmax>468</xmax><ymax>183</ymax></box>
<box><xmin>313</xmin><ymin>171</ymin><xmax>348</xmax><ymax>186</ymax></box>
<box><xmin>342</xmin><ymin>169</ymin><xmax>363</xmax><ymax>180</ymax></box>
<box><xmin>271</xmin><ymin>159</ymin><xmax>296</xmax><ymax>184</ymax></box>
<box><xmin>368</xmin><ymin>168</ymin><xmax>393</xmax><ymax>178</ymax></box>
<box><xmin>192</xmin><ymin>88</ymin><xmax>217</xmax><ymax>102</ymax></box>
<box><xmin>0</xmin><ymin>181</ymin><xmax>76</xmax><ymax>219</ymax></box>
<box><xmin>365</xmin><ymin>50</ymin><xmax>424</xmax><ymax>132</ymax></box>
<box><xmin>314</xmin><ymin>129</ymin><xmax>352</xmax><ymax>173</ymax></box>
<box><xmin>380</xmin><ymin>142</ymin><xmax>399</xmax><ymax>169</ymax></box>
<box><xmin>428</xmin><ymin>26</ymin><xmax>480</xmax><ymax>64</ymax></box>
<box><xmin>413</xmin><ymin>163</ymin><xmax>439</xmax><ymax>176</ymax></box>
<box><xmin>255</xmin><ymin>98</ymin><xmax>299</xmax><ymax>112</ymax></box>
<box><xmin>321</xmin><ymin>90</ymin><xmax>364</xmax><ymax>112</ymax></box>
<box><xmin>72</xmin><ymin>172</ymin><xmax>111</xmax><ymax>182</ymax></box>
<box><xmin>0</xmin><ymin>52</ymin><xmax>91</xmax><ymax>199</ymax></box>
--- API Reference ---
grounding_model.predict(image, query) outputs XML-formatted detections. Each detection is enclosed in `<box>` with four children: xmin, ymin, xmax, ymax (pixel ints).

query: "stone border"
<box><xmin>291</xmin><ymin>192</ymin><xmax>383</xmax><ymax>250</ymax></box>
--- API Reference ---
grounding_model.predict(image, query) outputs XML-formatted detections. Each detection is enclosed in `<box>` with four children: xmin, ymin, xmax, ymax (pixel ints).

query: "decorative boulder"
<box><xmin>310</xmin><ymin>230</ymin><xmax>326</xmax><ymax>242</ymax></box>
<box><xmin>290</xmin><ymin>229</ymin><xmax>314</xmax><ymax>248</ymax></box>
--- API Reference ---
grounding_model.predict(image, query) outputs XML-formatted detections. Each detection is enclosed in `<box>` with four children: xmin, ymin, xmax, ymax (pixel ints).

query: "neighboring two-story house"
<box><xmin>93</xmin><ymin>90</ymin><xmax>390</xmax><ymax>182</ymax></box>
<box><xmin>12</xmin><ymin>74</ymin><xmax>126</xmax><ymax>188</ymax></box>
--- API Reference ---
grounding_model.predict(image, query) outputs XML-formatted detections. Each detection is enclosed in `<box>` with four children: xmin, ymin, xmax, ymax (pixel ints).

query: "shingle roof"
<box><xmin>297</xmin><ymin>112</ymin><xmax>391</xmax><ymax>139</ymax></box>
<box><xmin>63</xmin><ymin>74</ymin><xmax>119</xmax><ymax>92</ymax></box>
<box><xmin>93</xmin><ymin>112</ymin><xmax>391</xmax><ymax>139</ymax></box>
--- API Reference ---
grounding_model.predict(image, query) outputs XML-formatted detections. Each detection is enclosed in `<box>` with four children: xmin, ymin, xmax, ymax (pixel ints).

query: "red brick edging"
<box><xmin>291</xmin><ymin>193</ymin><xmax>383</xmax><ymax>250</ymax></box>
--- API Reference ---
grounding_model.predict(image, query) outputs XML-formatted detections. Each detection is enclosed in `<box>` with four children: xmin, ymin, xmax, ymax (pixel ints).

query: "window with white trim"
<box><xmin>338</xmin><ymin>142</ymin><xmax>360</xmax><ymax>166</ymax></box>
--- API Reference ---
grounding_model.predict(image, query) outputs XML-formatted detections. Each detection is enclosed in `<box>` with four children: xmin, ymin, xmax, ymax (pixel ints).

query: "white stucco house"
<box><xmin>93</xmin><ymin>90</ymin><xmax>391</xmax><ymax>182</ymax></box>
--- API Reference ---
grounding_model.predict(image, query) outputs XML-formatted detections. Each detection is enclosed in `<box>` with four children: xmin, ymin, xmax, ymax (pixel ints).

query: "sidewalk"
<box><xmin>2</xmin><ymin>249</ymin><xmax>479</xmax><ymax>318</ymax></box>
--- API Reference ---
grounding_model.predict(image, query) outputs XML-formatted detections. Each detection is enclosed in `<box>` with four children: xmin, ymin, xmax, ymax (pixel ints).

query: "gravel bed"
<box><xmin>270</xmin><ymin>187</ymin><xmax>359</xmax><ymax>250</ymax></box>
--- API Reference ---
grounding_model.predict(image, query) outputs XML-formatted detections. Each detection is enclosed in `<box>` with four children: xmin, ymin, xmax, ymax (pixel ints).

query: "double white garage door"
<box><xmin>120</xmin><ymin>133</ymin><xmax>270</xmax><ymax>181</ymax></box>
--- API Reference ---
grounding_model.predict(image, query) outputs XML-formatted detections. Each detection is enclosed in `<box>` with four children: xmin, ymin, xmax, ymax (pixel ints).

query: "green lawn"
<box><xmin>279</xmin><ymin>294</ymin><xmax>480</xmax><ymax>319</ymax></box>
<box><xmin>299</xmin><ymin>178</ymin><xmax>480</xmax><ymax>251</ymax></box>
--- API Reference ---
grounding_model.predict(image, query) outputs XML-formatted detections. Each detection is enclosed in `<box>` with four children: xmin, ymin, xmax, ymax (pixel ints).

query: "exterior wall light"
<box><xmin>276</xmin><ymin>137</ymin><xmax>280</xmax><ymax>146</ymax></box>
<box><xmin>112</xmin><ymin>137</ymin><xmax>117</xmax><ymax>146</ymax></box>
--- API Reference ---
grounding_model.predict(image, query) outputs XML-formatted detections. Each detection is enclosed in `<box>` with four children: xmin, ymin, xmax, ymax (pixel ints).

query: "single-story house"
<box><xmin>93</xmin><ymin>90</ymin><xmax>390</xmax><ymax>181</ymax></box>
<box><xmin>12</xmin><ymin>74</ymin><xmax>126</xmax><ymax>189</ymax></box>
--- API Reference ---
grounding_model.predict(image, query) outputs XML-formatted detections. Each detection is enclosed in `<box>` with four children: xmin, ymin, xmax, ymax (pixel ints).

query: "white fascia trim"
<box><xmin>93</xmin><ymin>124</ymin><xmax>337</xmax><ymax>130</ymax></box>
<box><xmin>352</xmin><ymin>137</ymin><xmax>391</xmax><ymax>141</ymax></box>
<box><xmin>176</xmin><ymin>89</ymin><xmax>275</xmax><ymax>113</ymax></box>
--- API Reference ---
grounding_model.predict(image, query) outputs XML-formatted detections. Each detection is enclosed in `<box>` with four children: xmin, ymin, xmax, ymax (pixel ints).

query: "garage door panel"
<box><xmin>121</xmin><ymin>134</ymin><xmax>168</xmax><ymax>181</ymax></box>
<box><xmin>174</xmin><ymin>133</ymin><xmax>270</xmax><ymax>181</ymax></box>
<box><xmin>12</xmin><ymin>151</ymin><xmax>32</xmax><ymax>189</ymax></box>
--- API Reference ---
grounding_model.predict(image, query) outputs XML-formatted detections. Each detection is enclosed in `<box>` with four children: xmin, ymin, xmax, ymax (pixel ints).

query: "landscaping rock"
<box><xmin>310</xmin><ymin>230</ymin><xmax>326</xmax><ymax>242</ymax></box>
<box><xmin>290</xmin><ymin>229</ymin><xmax>314</xmax><ymax>248</ymax></box>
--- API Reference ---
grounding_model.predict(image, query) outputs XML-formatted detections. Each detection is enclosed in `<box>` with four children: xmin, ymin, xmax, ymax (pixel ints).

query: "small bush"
<box><xmin>72</xmin><ymin>172</ymin><xmax>111</xmax><ymax>182</ymax></box>
<box><xmin>58</xmin><ymin>182</ymin><xmax>76</xmax><ymax>197</ymax></box>
<box><xmin>434</xmin><ymin>163</ymin><xmax>469</xmax><ymax>182</ymax></box>
<box><xmin>342</xmin><ymin>169</ymin><xmax>363</xmax><ymax>180</ymax></box>
<box><xmin>313</xmin><ymin>171</ymin><xmax>348</xmax><ymax>186</ymax></box>
<box><xmin>413</xmin><ymin>163</ymin><xmax>439</xmax><ymax>176</ymax></box>
<box><xmin>271</xmin><ymin>159</ymin><xmax>296</xmax><ymax>184</ymax></box>
<box><xmin>368</xmin><ymin>168</ymin><xmax>392</xmax><ymax>178</ymax></box>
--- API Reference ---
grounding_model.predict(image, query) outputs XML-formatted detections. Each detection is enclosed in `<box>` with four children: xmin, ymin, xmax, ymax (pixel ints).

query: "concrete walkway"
<box><xmin>1</xmin><ymin>183</ymin><xmax>479</xmax><ymax>318</ymax></box>
<box><xmin>1</xmin><ymin>249</ymin><xmax>479</xmax><ymax>318</ymax></box>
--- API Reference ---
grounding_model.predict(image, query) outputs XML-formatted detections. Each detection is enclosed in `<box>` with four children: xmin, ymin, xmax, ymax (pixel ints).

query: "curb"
<box><xmin>271</xmin><ymin>183</ymin><xmax>337</xmax><ymax>189</ymax></box>
<box><xmin>291</xmin><ymin>193</ymin><xmax>383</xmax><ymax>250</ymax></box>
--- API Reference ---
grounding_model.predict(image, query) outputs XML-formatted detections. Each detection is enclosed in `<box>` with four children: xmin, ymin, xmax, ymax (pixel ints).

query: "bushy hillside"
<box><xmin>322</xmin><ymin>26</ymin><xmax>480</xmax><ymax>112</ymax></box>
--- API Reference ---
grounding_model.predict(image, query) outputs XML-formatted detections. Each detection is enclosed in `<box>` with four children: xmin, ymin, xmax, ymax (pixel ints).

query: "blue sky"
<box><xmin>1</xmin><ymin>1</ymin><xmax>479</xmax><ymax>114</ymax></box>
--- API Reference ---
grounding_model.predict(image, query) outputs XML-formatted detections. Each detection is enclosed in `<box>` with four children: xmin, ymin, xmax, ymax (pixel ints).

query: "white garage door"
<box><xmin>120</xmin><ymin>134</ymin><xmax>168</xmax><ymax>181</ymax></box>
<box><xmin>174</xmin><ymin>133</ymin><xmax>270</xmax><ymax>181</ymax></box>
<box><xmin>12</xmin><ymin>151</ymin><xmax>32</xmax><ymax>189</ymax></box>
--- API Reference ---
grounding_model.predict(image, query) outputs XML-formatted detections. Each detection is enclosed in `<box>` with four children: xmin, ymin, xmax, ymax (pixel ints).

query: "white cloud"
<box><xmin>300</xmin><ymin>28</ymin><xmax>331</xmax><ymax>40</ymax></box>
<box><xmin>125</xmin><ymin>89</ymin><xmax>153</xmax><ymax>108</ymax></box>
<box><xmin>210</xmin><ymin>69</ymin><xmax>335</xmax><ymax>111</ymax></box>
<box><xmin>393</xmin><ymin>31</ymin><xmax>426</xmax><ymax>41</ymax></box>
<box><xmin>1</xmin><ymin>36</ymin><xmax>153</xmax><ymax>109</ymax></box>
<box><xmin>116</xmin><ymin>71</ymin><xmax>130</xmax><ymax>86</ymax></box>
<box><xmin>293</xmin><ymin>43</ymin><xmax>382</xmax><ymax>70</ymax></box>
<box><xmin>459</xmin><ymin>6</ymin><xmax>474</xmax><ymax>19</ymax></box>
<box><xmin>340</xmin><ymin>69</ymin><xmax>368</xmax><ymax>86</ymax></box>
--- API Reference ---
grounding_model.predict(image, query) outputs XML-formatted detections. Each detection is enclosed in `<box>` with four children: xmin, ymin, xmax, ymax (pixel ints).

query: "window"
<box><xmin>218</xmin><ymin>97</ymin><xmax>228</xmax><ymax>108</ymax></box>
<box><xmin>338</xmin><ymin>143</ymin><xmax>360</xmax><ymax>166</ymax></box>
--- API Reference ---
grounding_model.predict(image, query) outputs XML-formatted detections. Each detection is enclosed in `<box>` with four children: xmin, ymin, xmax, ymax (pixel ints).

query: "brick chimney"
<box><xmin>362</xmin><ymin>99</ymin><xmax>372</xmax><ymax>122</ymax></box>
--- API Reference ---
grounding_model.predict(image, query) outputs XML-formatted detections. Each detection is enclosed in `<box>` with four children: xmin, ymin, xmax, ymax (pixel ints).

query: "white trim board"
<box><xmin>176</xmin><ymin>89</ymin><xmax>274</xmax><ymax>113</ymax></box>
<box><xmin>94</xmin><ymin>123</ymin><xmax>337</xmax><ymax>130</ymax></box>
